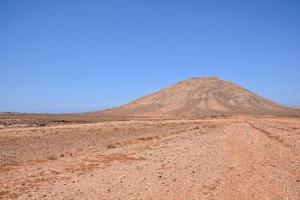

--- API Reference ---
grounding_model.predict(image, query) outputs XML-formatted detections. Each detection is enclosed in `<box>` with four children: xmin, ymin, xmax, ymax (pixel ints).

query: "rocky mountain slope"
<box><xmin>100</xmin><ymin>77</ymin><xmax>299</xmax><ymax>117</ymax></box>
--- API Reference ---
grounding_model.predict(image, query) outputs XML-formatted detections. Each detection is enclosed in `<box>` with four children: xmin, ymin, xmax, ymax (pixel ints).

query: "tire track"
<box><xmin>244</xmin><ymin>120</ymin><xmax>292</xmax><ymax>149</ymax></box>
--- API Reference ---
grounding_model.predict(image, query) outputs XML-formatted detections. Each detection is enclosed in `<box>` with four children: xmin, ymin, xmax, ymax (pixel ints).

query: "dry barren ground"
<box><xmin>0</xmin><ymin>117</ymin><xmax>299</xmax><ymax>199</ymax></box>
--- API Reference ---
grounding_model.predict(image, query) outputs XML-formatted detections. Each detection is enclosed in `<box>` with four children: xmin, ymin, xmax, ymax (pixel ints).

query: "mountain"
<box><xmin>100</xmin><ymin>77</ymin><xmax>299</xmax><ymax>117</ymax></box>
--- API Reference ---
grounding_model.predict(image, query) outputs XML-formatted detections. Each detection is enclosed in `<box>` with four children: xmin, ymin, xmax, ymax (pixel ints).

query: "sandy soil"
<box><xmin>0</xmin><ymin>117</ymin><xmax>299</xmax><ymax>199</ymax></box>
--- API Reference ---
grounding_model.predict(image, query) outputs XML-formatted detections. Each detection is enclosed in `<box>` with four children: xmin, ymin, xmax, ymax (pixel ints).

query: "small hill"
<box><xmin>100</xmin><ymin>77</ymin><xmax>299</xmax><ymax>117</ymax></box>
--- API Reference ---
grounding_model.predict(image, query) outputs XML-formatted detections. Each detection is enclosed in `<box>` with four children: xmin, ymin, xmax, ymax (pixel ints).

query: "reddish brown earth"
<box><xmin>0</xmin><ymin>116</ymin><xmax>299</xmax><ymax>199</ymax></box>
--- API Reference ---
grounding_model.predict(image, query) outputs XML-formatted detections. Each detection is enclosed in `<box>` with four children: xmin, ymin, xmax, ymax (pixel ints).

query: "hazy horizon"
<box><xmin>1</xmin><ymin>76</ymin><xmax>299</xmax><ymax>114</ymax></box>
<box><xmin>1</xmin><ymin>0</ymin><xmax>300</xmax><ymax>113</ymax></box>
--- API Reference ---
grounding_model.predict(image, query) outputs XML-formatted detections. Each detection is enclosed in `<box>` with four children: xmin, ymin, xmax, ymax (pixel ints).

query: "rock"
<box><xmin>107</xmin><ymin>144</ymin><xmax>117</xmax><ymax>149</ymax></box>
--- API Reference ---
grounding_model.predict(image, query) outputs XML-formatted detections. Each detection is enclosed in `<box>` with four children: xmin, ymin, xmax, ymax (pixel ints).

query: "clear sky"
<box><xmin>1</xmin><ymin>0</ymin><xmax>299</xmax><ymax>113</ymax></box>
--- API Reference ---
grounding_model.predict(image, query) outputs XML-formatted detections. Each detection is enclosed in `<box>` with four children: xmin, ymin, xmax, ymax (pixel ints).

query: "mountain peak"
<box><xmin>187</xmin><ymin>76</ymin><xmax>219</xmax><ymax>80</ymax></box>
<box><xmin>183</xmin><ymin>76</ymin><xmax>220</xmax><ymax>83</ymax></box>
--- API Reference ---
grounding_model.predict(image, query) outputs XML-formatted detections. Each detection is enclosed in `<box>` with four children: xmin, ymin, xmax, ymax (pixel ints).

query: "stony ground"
<box><xmin>0</xmin><ymin>117</ymin><xmax>299</xmax><ymax>199</ymax></box>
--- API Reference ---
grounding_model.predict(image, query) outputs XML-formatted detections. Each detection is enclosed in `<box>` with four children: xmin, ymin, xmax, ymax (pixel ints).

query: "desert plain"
<box><xmin>0</xmin><ymin>115</ymin><xmax>299</xmax><ymax>200</ymax></box>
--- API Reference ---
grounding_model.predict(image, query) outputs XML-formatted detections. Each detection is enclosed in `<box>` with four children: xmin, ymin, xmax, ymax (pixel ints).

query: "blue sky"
<box><xmin>1</xmin><ymin>0</ymin><xmax>299</xmax><ymax>113</ymax></box>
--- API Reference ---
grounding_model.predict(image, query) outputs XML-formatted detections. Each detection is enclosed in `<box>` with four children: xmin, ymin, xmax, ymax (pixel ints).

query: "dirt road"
<box><xmin>0</xmin><ymin>117</ymin><xmax>299</xmax><ymax>199</ymax></box>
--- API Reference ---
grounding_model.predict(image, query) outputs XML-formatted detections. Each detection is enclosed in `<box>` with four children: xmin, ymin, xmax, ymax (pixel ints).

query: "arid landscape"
<box><xmin>0</xmin><ymin>78</ymin><xmax>300</xmax><ymax>199</ymax></box>
<box><xmin>2</xmin><ymin>0</ymin><xmax>300</xmax><ymax>199</ymax></box>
